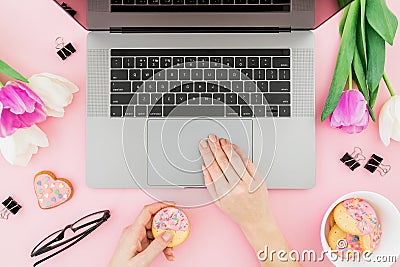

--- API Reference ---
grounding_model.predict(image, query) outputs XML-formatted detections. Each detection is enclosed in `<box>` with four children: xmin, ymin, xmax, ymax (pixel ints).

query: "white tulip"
<box><xmin>28</xmin><ymin>73</ymin><xmax>79</xmax><ymax>117</ymax></box>
<box><xmin>379</xmin><ymin>95</ymin><xmax>400</xmax><ymax>146</ymax></box>
<box><xmin>0</xmin><ymin>125</ymin><xmax>49</xmax><ymax>166</ymax></box>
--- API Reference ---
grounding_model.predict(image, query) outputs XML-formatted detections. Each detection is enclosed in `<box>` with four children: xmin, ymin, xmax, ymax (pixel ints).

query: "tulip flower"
<box><xmin>28</xmin><ymin>73</ymin><xmax>79</xmax><ymax>117</ymax></box>
<box><xmin>379</xmin><ymin>74</ymin><xmax>400</xmax><ymax>146</ymax></box>
<box><xmin>0</xmin><ymin>124</ymin><xmax>49</xmax><ymax>166</ymax></box>
<box><xmin>330</xmin><ymin>89</ymin><xmax>369</xmax><ymax>134</ymax></box>
<box><xmin>0</xmin><ymin>81</ymin><xmax>47</xmax><ymax>138</ymax></box>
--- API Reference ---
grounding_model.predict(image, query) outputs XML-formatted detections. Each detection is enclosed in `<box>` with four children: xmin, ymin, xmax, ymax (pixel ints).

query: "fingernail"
<box><xmin>220</xmin><ymin>139</ymin><xmax>227</xmax><ymax>145</ymax></box>
<box><xmin>209</xmin><ymin>134</ymin><xmax>217</xmax><ymax>143</ymax></box>
<box><xmin>162</xmin><ymin>231</ymin><xmax>173</xmax><ymax>242</ymax></box>
<box><xmin>200</xmin><ymin>139</ymin><xmax>208</xmax><ymax>148</ymax></box>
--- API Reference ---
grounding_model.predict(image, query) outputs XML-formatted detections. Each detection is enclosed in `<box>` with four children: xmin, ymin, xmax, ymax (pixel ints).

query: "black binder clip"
<box><xmin>340</xmin><ymin>147</ymin><xmax>366</xmax><ymax>171</ymax></box>
<box><xmin>364</xmin><ymin>154</ymin><xmax>391</xmax><ymax>176</ymax></box>
<box><xmin>1</xmin><ymin>197</ymin><xmax>22</xmax><ymax>220</ymax></box>
<box><xmin>61</xmin><ymin>2</ymin><xmax>77</xmax><ymax>17</ymax></box>
<box><xmin>55</xmin><ymin>37</ymin><xmax>76</xmax><ymax>61</ymax></box>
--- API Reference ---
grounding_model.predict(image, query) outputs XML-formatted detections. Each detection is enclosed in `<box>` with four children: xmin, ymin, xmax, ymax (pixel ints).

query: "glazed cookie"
<box><xmin>329</xmin><ymin>212</ymin><xmax>336</xmax><ymax>228</ymax></box>
<box><xmin>333</xmin><ymin>198</ymin><xmax>379</xmax><ymax>236</ymax></box>
<box><xmin>359</xmin><ymin>221</ymin><xmax>382</xmax><ymax>252</ymax></box>
<box><xmin>34</xmin><ymin>171</ymin><xmax>73</xmax><ymax>209</ymax></box>
<box><xmin>328</xmin><ymin>224</ymin><xmax>362</xmax><ymax>258</ymax></box>
<box><xmin>152</xmin><ymin>207</ymin><xmax>190</xmax><ymax>247</ymax></box>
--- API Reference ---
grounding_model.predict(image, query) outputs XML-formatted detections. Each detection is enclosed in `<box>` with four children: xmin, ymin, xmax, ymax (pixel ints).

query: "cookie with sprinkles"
<box><xmin>152</xmin><ymin>207</ymin><xmax>190</xmax><ymax>247</ymax></box>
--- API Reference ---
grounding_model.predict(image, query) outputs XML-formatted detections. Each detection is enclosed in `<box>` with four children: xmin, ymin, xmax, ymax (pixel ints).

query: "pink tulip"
<box><xmin>330</xmin><ymin>89</ymin><xmax>369</xmax><ymax>134</ymax></box>
<box><xmin>0</xmin><ymin>81</ymin><xmax>47</xmax><ymax>138</ymax></box>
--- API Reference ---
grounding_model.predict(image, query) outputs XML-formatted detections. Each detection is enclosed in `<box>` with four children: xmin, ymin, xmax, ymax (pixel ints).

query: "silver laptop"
<box><xmin>55</xmin><ymin>0</ymin><xmax>351</xmax><ymax>192</ymax></box>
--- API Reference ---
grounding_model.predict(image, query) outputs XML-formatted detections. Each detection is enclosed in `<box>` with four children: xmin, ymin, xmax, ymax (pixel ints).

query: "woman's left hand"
<box><xmin>109</xmin><ymin>202</ymin><xmax>175</xmax><ymax>267</ymax></box>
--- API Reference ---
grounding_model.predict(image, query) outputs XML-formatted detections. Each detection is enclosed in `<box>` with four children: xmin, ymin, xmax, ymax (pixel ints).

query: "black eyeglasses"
<box><xmin>31</xmin><ymin>210</ymin><xmax>111</xmax><ymax>266</ymax></box>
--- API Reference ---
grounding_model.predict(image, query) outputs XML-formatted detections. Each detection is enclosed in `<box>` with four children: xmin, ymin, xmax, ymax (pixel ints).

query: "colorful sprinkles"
<box><xmin>153</xmin><ymin>207</ymin><xmax>189</xmax><ymax>231</ymax></box>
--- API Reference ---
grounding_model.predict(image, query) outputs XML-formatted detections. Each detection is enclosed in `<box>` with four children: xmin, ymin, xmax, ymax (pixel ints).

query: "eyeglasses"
<box><xmin>31</xmin><ymin>210</ymin><xmax>111</xmax><ymax>266</ymax></box>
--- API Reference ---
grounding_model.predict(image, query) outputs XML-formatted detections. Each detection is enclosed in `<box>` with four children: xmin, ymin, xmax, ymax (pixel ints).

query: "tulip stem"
<box><xmin>348</xmin><ymin>69</ymin><xmax>352</xmax><ymax>90</ymax></box>
<box><xmin>383</xmin><ymin>72</ymin><xmax>395</xmax><ymax>97</ymax></box>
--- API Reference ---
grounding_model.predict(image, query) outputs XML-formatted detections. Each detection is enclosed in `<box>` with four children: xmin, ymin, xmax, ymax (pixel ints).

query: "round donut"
<box><xmin>152</xmin><ymin>207</ymin><xmax>190</xmax><ymax>247</ymax></box>
<box><xmin>333</xmin><ymin>198</ymin><xmax>379</xmax><ymax>236</ymax></box>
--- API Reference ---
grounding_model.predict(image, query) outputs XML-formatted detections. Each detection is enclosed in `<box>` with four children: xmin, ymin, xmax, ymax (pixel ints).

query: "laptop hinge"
<box><xmin>110</xmin><ymin>27</ymin><xmax>291</xmax><ymax>33</ymax></box>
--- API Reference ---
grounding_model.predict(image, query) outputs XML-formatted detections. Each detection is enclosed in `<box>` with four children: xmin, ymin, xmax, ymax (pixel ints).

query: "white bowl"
<box><xmin>320</xmin><ymin>191</ymin><xmax>400</xmax><ymax>267</ymax></box>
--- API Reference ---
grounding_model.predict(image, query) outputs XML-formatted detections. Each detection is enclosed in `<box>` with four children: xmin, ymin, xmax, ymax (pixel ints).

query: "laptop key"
<box><xmin>123</xmin><ymin>57</ymin><xmax>134</xmax><ymax>68</ymax></box>
<box><xmin>222</xmin><ymin>57</ymin><xmax>234</xmax><ymax>68</ymax></box>
<box><xmin>194</xmin><ymin>82</ymin><xmax>207</xmax><ymax>92</ymax></box>
<box><xmin>279</xmin><ymin>69</ymin><xmax>291</xmax><ymax>80</ymax></box>
<box><xmin>145</xmin><ymin>81</ymin><xmax>157</xmax><ymax>92</ymax></box>
<box><xmin>270</xmin><ymin>81</ymin><xmax>290</xmax><ymax>92</ymax></box>
<box><xmin>241</xmin><ymin>106</ymin><xmax>253</xmax><ymax>117</ymax></box>
<box><xmin>111</xmin><ymin>82</ymin><xmax>131</xmax><ymax>92</ymax></box>
<box><xmin>263</xmin><ymin>93</ymin><xmax>290</xmax><ymax>105</ymax></box>
<box><xmin>167</xmin><ymin>69</ymin><xmax>179</xmax><ymax>80</ymax></box>
<box><xmin>185</xmin><ymin>0</ymin><xmax>196</xmax><ymax>4</ymax></box>
<box><xmin>260</xmin><ymin>0</ymin><xmax>271</xmax><ymax>3</ymax></box>
<box><xmin>253</xmin><ymin>105</ymin><xmax>265</xmax><ymax>117</ymax></box>
<box><xmin>248</xmin><ymin>0</ymin><xmax>259</xmax><ymax>3</ymax></box>
<box><xmin>163</xmin><ymin>94</ymin><xmax>175</xmax><ymax>104</ymax></box>
<box><xmin>238</xmin><ymin>93</ymin><xmax>250</xmax><ymax>104</ymax></box>
<box><xmin>160</xmin><ymin>57</ymin><xmax>172</xmax><ymax>68</ymax></box>
<box><xmin>129</xmin><ymin>69</ymin><xmax>141</xmax><ymax>80</ymax></box>
<box><xmin>207</xmin><ymin>82</ymin><xmax>219</xmax><ymax>92</ymax></box>
<box><xmin>266</xmin><ymin>105</ymin><xmax>278</xmax><ymax>117</ymax></box>
<box><xmin>111</xmin><ymin>70</ymin><xmax>128</xmax><ymax>80</ymax></box>
<box><xmin>173</xmin><ymin>57</ymin><xmax>184</xmax><ymax>67</ymax></box>
<box><xmin>279</xmin><ymin>106</ymin><xmax>291</xmax><ymax>117</ymax></box>
<box><xmin>112</xmin><ymin>0</ymin><xmax>123</xmax><ymax>4</ymax></box>
<box><xmin>226</xmin><ymin>93</ymin><xmax>237</xmax><ymax>104</ymax></box>
<box><xmin>210</xmin><ymin>57</ymin><xmax>221</xmax><ymax>68</ymax></box>
<box><xmin>229</xmin><ymin>69</ymin><xmax>241</xmax><ymax>80</ymax></box>
<box><xmin>191</xmin><ymin>69</ymin><xmax>203</xmax><ymax>80</ymax></box>
<box><xmin>111</xmin><ymin>58</ymin><xmax>122</xmax><ymax>68</ymax></box>
<box><xmin>223</xmin><ymin>0</ymin><xmax>234</xmax><ymax>3</ymax></box>
<box><xmin>200</xmin><ymin>93</ymin><xmax>212</xmax><ymax>104</ymax></box>
<box><xmin>204</xmin><ymin>69</ymin><xmax>215</xmax><ymax>80</ymax></box>
<box><xmin>149</xmin><ymin>0</ymin><xmax>160</xmax><ymax>3</ymax></box>
<box><xmin>213</xmin><ymin>93</ymin><xmax>225</xmax><ymax>105</ymax></box>
<box><xmin>123</xmin><ymin>106</ymin><xmax>135</xmax><ymax>117</ymax></box>
<box><xmin>188</xmin><ymin>93</ymin><xmax>200</xmax><ymax>104</ymax></box>
<box><xmin>138</xmin><ymin>93</ymin><xmax>150</xmax><ymax>104</ymax></box>
<box><xmin>232</xmin><ymin>81</ymin><xmax>243</xmax><ymax>92</ymax></box>
<box><xmin>142</xmin><ymin>69</ymin><xmax>153</xmax><ymax>80</ymax></box>
<box><xmin>133</xmin><ymin>82</ymin><xmax>144</xmax><ymax>92</ymax></box>
<box><xmin>136</xmin><ymin>0</ymin><xmax>147</xmax><ymax>4</ymax></box>
<box><xmin>151</xmin><ymin>93</ymin><xmax>162</xmax><ymax>104</ymax></box>
<box><xmin>244</xmin><ymin>81</ymin><xmax>257</xmax><ymax>92</ymax></box>
<box><xmin>135</xmin><ymin>106</ymin><xmax>147</xmax><ymax>117</ymax></box>
<box><xmin>241</xmin><ymin>69</ymin><xmax>252</xmax><ymax>80</ymax></box>
<box><xmin>226</xmin><ymin>106</ymin><xmax>240</xmax><ymax>117</ymax></box>
<box><xmin>260</xmin><ymin>57</ymin><xmax>271</xmax><ymax>68</ymax></box>
<box><xmin>135</xmin><ymin>57</ymin><xmax>147</xmax><ymax>68</ymax></box>
<box><xmin>111</xmin><ymin>94</ymin><xmax>134</xmax><ymax>105</ymax></box>
<box><xmin>198</xmin><ymin>0</ymin><xmax>209</xmax><ymax>4</ymax></box>
<box><xmin>164</xmin><ymin>106</ymin><xmax>224</xmax><ymax>117</ymax></box>
<box><xmin>247</xmin><ymin>57</ymin><xmax>259</xmax><ymax>67</ymax></box>
<box><xmin>185</xmin><ymin>57</ymin><xmax>197</xmax><ymax>68</ymax></box>
<box><xmin>148</xmin><ymin>57</ymin><xmax>160</xmax><ymax>68</ymax></box>
<box><xmin>273</xmin><ymin>57</ymin><xmax>290</xmax><ymax>68</ymax></box>
<box><xmin>198</xmin><ymin>57</ymin><xmax>210</xmax><ymax>68</ymax></box>
<box><xmin>154</xmin><ymin>69</ymin><xmax>165</xmax><ymax>80</ymax></box>
<box><xmin>176</xmin><ymin>94</ymin><xmax>187</xmax><ymax>104</ymax></box>
<box><xmin>149</xmin><ymin>106</ymin><xmax>163</xmax><ymax>117</ymax></box>
<box><xmin>219</xmin><ymin>81</ymin><xmax>231</xmax><ymax>92</ymax></box>
<box><xmin>170</xmin><ymin>81</ymin><xmax>182</xmax><ymax>92</ymax></box>
<box><xmin>257</xmin><ymin>81</ymin><xmax>268</xmax><ymax>92</ymax></box>
<box><xmin>235</xmin><ymin>57</ymin><xmax>246</xmax><ymax>68</ymax></box>
<box><xmin>216</xmin><ymin>69</ymin><xmax>228</xmax><ymax>80</ymax></box>
<box><xmin>266</xmin><ymin>69</ymin><xmax>278</xmax><ymax>80</ymax></box>
<box><xmin>254</xmin><ymin>69</ymin><xmax>266</xmax><ymax>80</ymax></box>
<box><xmin>160</xmin><ymin>0</ymin><xmax>172</xmax><ymax>4</ymax></box>
<box><xmin>210</xmin><ymin>0</ymin><xmax>222</xmax><ymax>4</ymax></box>
<box><xmin>157</xmin><ymin>81</ymin><xmax>168</xmax><ymax>92</ymax></box>
<box><xmin>110</xmin><ymin>106</ymin><xmax>122</xmax><ymax>117</ymax></box>
<box><xmin>235</xmin><ymin>0</ymin><xmax>246</xmax><ymax>3</ymax></box>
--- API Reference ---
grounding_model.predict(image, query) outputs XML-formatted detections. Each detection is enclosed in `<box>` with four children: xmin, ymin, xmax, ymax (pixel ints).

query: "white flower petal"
<box><xmin>28</xmin><ymin>73</ymin><xmax>79</xmax><ymax>118</ymax></box>
<box><xmin>379</xmin><ymin>98</ymin><xmax>395</xmax><ymax>146</ymax></box>
<box><xmin>0</xmin><ymin>125</ymin><xmax>48</xmax><ymax>166</ymax></box>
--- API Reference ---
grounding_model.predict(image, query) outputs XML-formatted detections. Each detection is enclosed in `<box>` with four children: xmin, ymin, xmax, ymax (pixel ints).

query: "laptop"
<box><xmin>54</xmin><ymin>0</ymin><xmax>351</xmax><ymax>194</ymax></box>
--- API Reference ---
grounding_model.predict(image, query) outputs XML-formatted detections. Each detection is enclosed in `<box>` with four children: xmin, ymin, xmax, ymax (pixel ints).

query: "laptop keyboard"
<box><xmin>110</xmin><ymin>0</ymin><xmax>291</xmax><ymax>12</ymax></box>
<box><xmin>110</xmin><ymin>49</ymin><xmax>291</xmax><ymax>118</ymax></box>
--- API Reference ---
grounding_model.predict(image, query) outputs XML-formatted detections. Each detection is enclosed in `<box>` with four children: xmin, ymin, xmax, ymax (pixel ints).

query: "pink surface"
<box><xmin>0</xmin><ymin>1</ymin><xmax>400</xmax><ymax>266</ymax></box>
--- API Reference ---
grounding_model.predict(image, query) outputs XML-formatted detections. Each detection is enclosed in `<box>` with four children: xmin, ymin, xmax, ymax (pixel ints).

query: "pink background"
<box><xmin>1</xmin><ymin>1</ymin><xmax>400</xmax><ymax>266</ymax></box>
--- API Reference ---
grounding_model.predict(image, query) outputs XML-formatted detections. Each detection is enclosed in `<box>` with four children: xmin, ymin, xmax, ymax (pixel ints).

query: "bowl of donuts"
<box><xmin>321</xmin><ymin>191</ymin><xmax>400</xmax><ymax>267</ymax></box>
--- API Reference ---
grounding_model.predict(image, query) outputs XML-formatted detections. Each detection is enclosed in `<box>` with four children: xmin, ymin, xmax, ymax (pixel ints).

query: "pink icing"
<box><xmin>34</xmin><ymin>173</ymin><xmax>72</xmax><ymax>209</ymax></box>
<box><xmin>153</xmin><ymin>207</ymin><xmax>189</xmax><ymax>231</ymax></box>
<box><xmin>342</xmin><ymin>198</ymin><xmax>382</xmax><ymax>250</ymax></box>
<box><xmin>336</xmin><ymin>234</ymin><xmax>363</xmax><ymax>259</ymax></box>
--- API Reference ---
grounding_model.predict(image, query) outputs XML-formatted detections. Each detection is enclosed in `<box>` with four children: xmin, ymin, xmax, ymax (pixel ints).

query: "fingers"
<box><xmin>163</xmin><ymin>247</ymin><xmax>175</xmax><ymax>261</ymax></box>
<box><xmin>131</xmin><ymin>232</ymin><xmax>173</xmax><ymax>266</ymax></box>
<box><xmin>220</xmin><ymin>139</ymin><xmax>254</xmax><ymax>185</ymax></box>
<box><xmin>207</xmin><ymin>135</ymin><xmax>240</xmax><ymax>185</ymax></box>
<box><xmin>232</xmin><ymin>144</ymin><xmax>258</xmax><ymax>178</ymax></box>
<box><xmin>199</xmin><ymin>138</ymin><xmax>229</xmax><ymax>193</ymax></box>
<box><xmin>135</xmin><ymin>202</ymin><xmax>172</xmax><ymax>228</ymax></box>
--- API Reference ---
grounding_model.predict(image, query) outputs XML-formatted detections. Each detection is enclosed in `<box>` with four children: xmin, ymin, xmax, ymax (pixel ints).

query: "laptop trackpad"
<box><xmin>147</xmin><ymin>119</ymin><xmax>253</xmax><ymax>187</ymax></box>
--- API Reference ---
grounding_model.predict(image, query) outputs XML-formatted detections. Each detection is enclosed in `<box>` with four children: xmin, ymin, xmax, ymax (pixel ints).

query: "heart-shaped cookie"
<box><xmin>34</xmin><ymin>171</ymin><xmax>73</xmax><ymax>209</ymax></box>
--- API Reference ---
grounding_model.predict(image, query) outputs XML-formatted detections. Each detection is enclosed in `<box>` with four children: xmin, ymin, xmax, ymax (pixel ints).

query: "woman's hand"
<box><xmin>199</xmin><ymin>134</ymin><xmax>274</xmax><ymax>230</ymax></box>
<box><xmin>109</xmin><ymin>202</ymin><xmax>175</xmax><ymax>267</ymax></box>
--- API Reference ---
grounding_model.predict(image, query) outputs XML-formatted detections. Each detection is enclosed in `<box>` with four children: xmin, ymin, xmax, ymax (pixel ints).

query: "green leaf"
<box><xmin>366</xmin><ymin>0</ymin><xmax>398</xmax><ymax>45</ymax></box>
<box><xmin>356</xmin><ymin>0</ymin><xmax>367</xmax><ymax>70</ymax></box>
<box><xmin>337</xmin><ymin>0</ymin><xmax>352</xmax><ymax>9</ymax></box>
<box><xmin>368</xmin><ymin>105</ymin><xmax>376</xmax><ymax>122</ymax></box>
<box><xmin>339</xmin><ymin>5</ymin><xmax>350</xmax><ymax>36</ymax></box>
<box><xmin>366</xmin><ymin>22</ymin><xmax>385</xmax><ymax>108</ymax></box>
<box><xmin>0</xmin><ymin>60</ymin><xmax>29</xmax><ymax>83</ymax></box>
<box><xmin>321</xmin><ymin>0</ymin><xmax>360</xmax><ymax>121</ymax></box>
<box><xmin>353</xmin><ymin>46</ymin><xmax>369</xmax><ymax>102</ymax></box>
